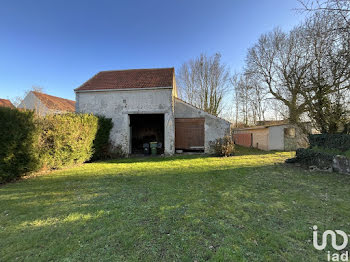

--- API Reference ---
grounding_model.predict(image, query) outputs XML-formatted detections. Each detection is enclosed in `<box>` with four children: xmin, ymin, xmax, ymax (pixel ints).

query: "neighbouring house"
<box><xmin>0</xmin><ymin>99</ymin><xmax>15</xmax><ymax>108</ymax></box>
<box><xmin>18</xmin><ymin>91</ymin><xmax>76</xmax><ymax>116</ymax></box>
<box><xmin>233</xmin><ymin>121</ymin><xmax>312</xmax><ymax>151</ymax></box>
<box><xmin>75</xmin><ymin>68</ymin><xmax>231</xmax><ymax>155</ymax></box>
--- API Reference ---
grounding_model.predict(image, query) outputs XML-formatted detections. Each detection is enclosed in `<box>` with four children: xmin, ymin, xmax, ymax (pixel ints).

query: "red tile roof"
<box><xmin>32</xmin><ymin>92</ymin><xmax>75</xmax><ymax>112</ymax></box>
<box><xmin>75</xmin><ymin>68</ymin><xmax>174</xmax><ymax>91</ymax></box>
<box><xmin>0</xmin><ymin>99</ymin><xmax>15</xmax><ymax>108</ymax></box>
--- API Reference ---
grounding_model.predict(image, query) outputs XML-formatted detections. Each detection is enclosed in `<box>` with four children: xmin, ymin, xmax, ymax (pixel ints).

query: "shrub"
<box><xmin>309</xmin><ymin>134</ymin><xmax>350</xmax><ymax>152</ymax></box>
<box><xmin>210</xmin><ymin>135</ymin><xmax>235</xmax><ymax>157</ymax></box>
<box><xmin>0</xmin><ymin>108</ymin><xmax>41</xmax><ymax>183</ymax></box>
<box><xmin>37</xmin><ymin>113</ymin><xmax>99</xmax><ymax>169</ymax></box>
<box><xmin>0</xmin><ymin>109</ymin><xmax>113</xmax><ymax>183</ymax></box>
<box><xmin>289</xmin><ymin>134</ymin><xmax>350</xmax><ymax>171</ymax></box>
<box><xmin>91</xmin><ymin>117</ymin><xmax>113</xmax><ymax>161</ymax></box>
<box><xmin>295</xmin><ymin>148</ymin><xmax>334</xmax><ymax>168</ymax></box>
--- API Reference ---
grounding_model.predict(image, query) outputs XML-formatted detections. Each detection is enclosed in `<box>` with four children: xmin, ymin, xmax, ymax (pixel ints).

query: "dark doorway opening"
<box><xmin>130</xmin><ymin>114</ymin><xmax>164</xmax><ymax>154</ymax></box>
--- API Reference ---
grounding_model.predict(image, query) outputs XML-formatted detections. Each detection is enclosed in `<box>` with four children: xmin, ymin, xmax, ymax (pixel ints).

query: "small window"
<box><xmin>284</xmin><ymin>127</ymin><xmax>296</xmax><ymax>138</ymax></box>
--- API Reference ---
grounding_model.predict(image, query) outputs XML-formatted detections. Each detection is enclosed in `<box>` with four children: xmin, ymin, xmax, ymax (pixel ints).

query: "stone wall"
<box><xmin>76</xmin><ymin>88</ymin><xmax>175</xmax><ymax>155</ymax></box>
<box><xmin>284</xmin><ymin>125</ymin><xmax>309</xmax><ymax>151</ymax></box>
<box><xmin>333</xmin><ymin>156</ymin><xmax>350</xmax><ymax>174</ymax></box>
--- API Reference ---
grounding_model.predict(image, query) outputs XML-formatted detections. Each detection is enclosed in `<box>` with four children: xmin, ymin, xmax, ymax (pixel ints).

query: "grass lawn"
<box><xmin>1</xmin><ymin>147</ymin><xmax>350</xmax><ymax>261</ymax></box>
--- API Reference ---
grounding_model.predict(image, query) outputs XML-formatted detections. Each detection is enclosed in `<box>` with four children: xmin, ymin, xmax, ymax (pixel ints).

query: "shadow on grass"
<box><xmin>94</xmin><ymin>148</ymin><xmax>289</xmax><ymax>165</ymax></box>
<box><xmin>105</xmin><ymin>154</ymin><xmax>206</xmax><ymax>164</ymax></box>
<box><xmin>0</xmin><ymin>151</ymin><xmax>295</xmax><ymax>198</ymax></box>
<box><xmin>0</xmin><ymin>156</ymin><xmax>350</xmax><ymax>261</ymax></box>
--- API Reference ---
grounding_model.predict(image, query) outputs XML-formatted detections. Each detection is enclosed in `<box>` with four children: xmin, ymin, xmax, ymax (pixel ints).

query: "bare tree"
<box><xmin>230</xmin><ymin>74</ymin><xmax>251</xmax><ymax>125</ymax></box>
<box><xmin>230</xmin><ymin>73</ymin><xmax>268</xmax><ymax>126</ymax></box>
<box><xmin>11</xmin><ymin>86</ymin><xmax>45</xmax><ymax>107</ymax></box>
<box><xmin>245</xmin><ymin>10</ymin><xmax>349</xmax><ymax>131</ymax></box>
<box><xmin>230</xmin><ymin>73</ymin><xmax>240</xmax><ymax>126</ymax></box>
<box><xmin>246</xmin><ymin>77</ymin><xmax>268</xmax><ymax>123</ymax></box>
<box><xmin>302</xmin><ymin>12</ymin><xmax>350</xmax><ymax>132</ymax></box>
<box><xmin>298</xmin><ymin>0</ymin><xmax>350</xmax><ymax>29</ymax></box>
<box><xmin>177</xmin><ymin>63</ymin><xmax>197</xmax><ymax>106</ymax></box>
<box><xmin>245</xmin><ymin>27</ymin><xmax>310</xmax><ymax>124</ymax></box>
<box><xmin>177</xmin><ymin>53</ymin><xmax>230</xmax><ymax>116</ymax></box>
<box><xmin>238</xmin><ymin>76</ymin><xmax>251</xmax><ymax>125</ymax></box>
<box><xmin>267</xmin><ymin>98</ymin><xmax>288</xmax><ymax>121</ymax></box>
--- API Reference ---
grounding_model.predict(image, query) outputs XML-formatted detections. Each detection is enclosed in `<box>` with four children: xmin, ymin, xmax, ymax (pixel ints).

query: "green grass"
<box><xmin>1</xmin><ymin>147</ymin><xmax>350</xmax><ymax>261</ymax></box>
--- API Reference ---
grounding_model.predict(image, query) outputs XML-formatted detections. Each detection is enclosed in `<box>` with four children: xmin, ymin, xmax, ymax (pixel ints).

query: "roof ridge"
<box><xmin>75</xmin><ymin>67</ymin><xmax>175</xmax><ymax>92</ymax></box>
<box><xmin>31</xmin><ymin>91</ymin><xmax>75</xmax><ymax>112</ymax></box>
<box><xmin>32</xmin><ymin>91</ymin><xmax>75</xmax><ymax>103</ymax></box>
<box><xmin>0</xmin><ymin>98</ymin><xmax>15</xmax><ymax>108</ymax></box>
<box><xmin>98</xmin><ymin>67</ymin><xmax>174</xmax><ymax>73</ymax></box>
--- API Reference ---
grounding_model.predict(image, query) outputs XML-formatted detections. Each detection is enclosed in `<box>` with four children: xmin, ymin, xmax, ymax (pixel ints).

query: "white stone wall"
<box><xmin>174</xmin><ymin>98</ymin><xmax>231</xmax><ymax>153</ymax></box>
<box><xmin>76</xmin><ymin>88</ymin><xmax>175</xmax><ymax>155</ymax></box>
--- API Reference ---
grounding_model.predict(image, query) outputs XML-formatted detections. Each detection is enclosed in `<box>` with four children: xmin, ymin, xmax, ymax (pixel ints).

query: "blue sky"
<box><xmin>0</xmin><ymin>0</ymin><xmax>305</xmax><ymax>101</ymax></box>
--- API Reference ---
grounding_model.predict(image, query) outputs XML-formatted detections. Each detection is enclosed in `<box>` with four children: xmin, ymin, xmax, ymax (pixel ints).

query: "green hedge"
<box><xmin>0</xmin><ymin>108</ymin><xmax>41</xmax><ymax>183</ymax></box>
<box><xmin>288</xmin><ymin>134</ymin><xmax>350</xmax><ymax>168</ymax></box>
<box><xmin>92</xmin><ymin>116</ymin><xmax>113</xmax><ymax>161</ymax></box>
<box><xmin>37</xmin><ymin>113</ymin><xmax>98</xmax><ymax>169</ymax></box>
<box><xmin>0</xmin><ymin>109</ymin><xmax>112</xmax><ymax>183</ymax></box>
<box><xmin>295</xmin><ymin>148</ymin><xmax>334</xmax><ymax>168</ymax></box>
<box><xmin>309</xmin><ymin>134</ymin><xmax>350</xmax><ymax>152</ymax></box>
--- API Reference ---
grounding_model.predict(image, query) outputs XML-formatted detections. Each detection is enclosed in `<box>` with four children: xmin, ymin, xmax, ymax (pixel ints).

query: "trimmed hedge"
<box><xmin>309</xmin><ymin>134</ymin><xmax>350</xmax><ymax>152</ymax></box>
<box><xmin>0</xmin><ymin>109</ymin><xmax>112</xmax><ymax>183</ymax></box>
<box><xmin>37</xmin><ymin>113</ymin><xmax>99</xmax><ymax>169</ymax></box>
<box><xmin>0</xmin><ymin>108</ymin><xmax>41</xmax><ymax>183</ymax></box>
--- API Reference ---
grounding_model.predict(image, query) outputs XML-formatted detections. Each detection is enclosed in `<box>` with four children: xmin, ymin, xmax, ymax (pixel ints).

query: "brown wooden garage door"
<box><xmin>175</xmin><ymin>118</ymin><xmax>204</xmax><ymax>150</ymax></box>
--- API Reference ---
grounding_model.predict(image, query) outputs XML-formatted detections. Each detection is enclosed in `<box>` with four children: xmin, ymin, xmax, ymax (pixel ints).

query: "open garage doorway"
<box><xmin>129</xmin><ymin>114</ymin><xmax>164</xmax><ymax>154</ymax></box>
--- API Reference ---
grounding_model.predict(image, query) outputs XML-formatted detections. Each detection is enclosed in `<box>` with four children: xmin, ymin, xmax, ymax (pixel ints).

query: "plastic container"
<box><xmin>150</xmin><ymin>142</ymin><xmax>158</xmax><ymax>156</ymax></box>
<box><xmin>143</xmin><ymin>143</ymin><xmax>150</xmax><ymax>155</ymax></box>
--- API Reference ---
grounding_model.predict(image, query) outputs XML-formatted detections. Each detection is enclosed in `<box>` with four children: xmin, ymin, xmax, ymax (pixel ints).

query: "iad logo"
<box><xmin>313</xmin><ymin>225</ymin><xmax>349</xmax><ymax>251</ymax></box>
<box><xmin>313</xmin><ymin>225</ymin><xmax>350</xmax><ymax>261</ymax></box>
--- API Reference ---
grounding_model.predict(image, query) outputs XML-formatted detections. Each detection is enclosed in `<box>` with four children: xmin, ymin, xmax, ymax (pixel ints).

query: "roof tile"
<box><xmin>75</xmin><ymin>68</ymin><xmax>174</xmax><ymax>91</ymax></box>
<box><xmin>32</xmin><ymin>92</ymin><xmax>75</xmax><ymax>112</ymax></box>
<box><xmin>0</xmin><ymin>99</ymin><xmax>15</xmax><ymax>108</ymax></box>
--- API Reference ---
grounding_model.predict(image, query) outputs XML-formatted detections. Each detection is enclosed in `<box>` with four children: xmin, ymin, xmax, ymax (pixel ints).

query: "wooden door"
<box><xmin>175</xmin><ymin>118</ymin><xmax>204</xmax><ymax>150</ymax></box>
